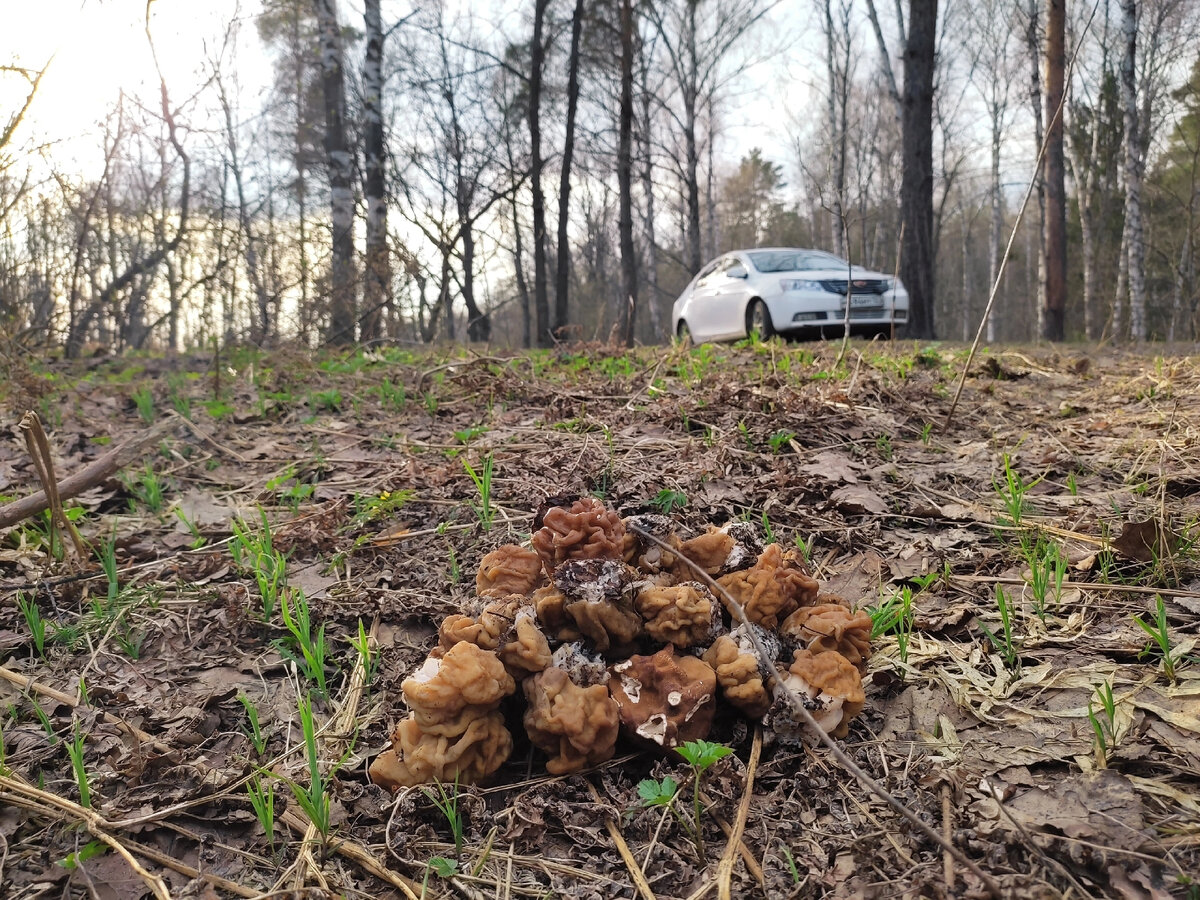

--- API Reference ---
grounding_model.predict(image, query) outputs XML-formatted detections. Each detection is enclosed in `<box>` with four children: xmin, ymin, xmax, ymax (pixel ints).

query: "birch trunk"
<box><xmin>617</xmin><ymin>0</ymin><xmax>638</xmax><ymax>346</ymax></box>
<box><xmin>361</xmin><ymin>0</ymin><xmax>388</xmax><ymax>343</ymax></box>
<box><xmin>1119</xmin><ymin>0</ymin><xmax>1146</xmax><ymax>341</ymax></box>
<box><xmin>314</xmin><ymin>0</ymin><xmax>355</xmax><ymax>345</ymax></box>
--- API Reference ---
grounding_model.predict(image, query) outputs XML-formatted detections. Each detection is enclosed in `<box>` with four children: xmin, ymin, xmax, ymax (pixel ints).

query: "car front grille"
<box><xmin>821</xmin><ymin>279</ymin><xmax>888</xmax><ymax>295</ymax></box>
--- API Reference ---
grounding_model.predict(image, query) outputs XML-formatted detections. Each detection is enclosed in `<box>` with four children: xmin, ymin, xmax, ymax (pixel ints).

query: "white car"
<box><xmin>671</xmin><ymin>248</ymin><xmax>909</xmax><ymax>343</ymax></box>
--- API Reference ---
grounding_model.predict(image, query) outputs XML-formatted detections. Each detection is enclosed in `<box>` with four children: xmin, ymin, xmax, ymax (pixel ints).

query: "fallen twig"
<box><xmin>716</xmin><ymin>726</ymin><xmax>762</xmax><ymax>900</ymax></box>
<box><xmin>586</xmin><ymin>781</ymin><xmax>658</xmax><ymax>900</ymax></box>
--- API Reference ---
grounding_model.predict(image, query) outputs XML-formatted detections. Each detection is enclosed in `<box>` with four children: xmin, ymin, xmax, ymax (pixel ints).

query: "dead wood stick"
<box><xmin>630</xmin><ymin>526</ymin><xmax>1003</xmax><ymax>899</ymax></box>
<box><xmin>716</xmin><ymin>726</ymin><xmax>763</xmax><ymax>900</ymax></box>
<box><xmin>0</xmin><ymin>416</ymin><xmax>176</xmax><ymax>530</ymax></box>
<box><xmin>0</xmin><ymin>774</ymin><xmax>173</xmax><ymax>900</ymax></box>
<box><xmin>19</xmin><ymin>411</ymin><xmax>88</xmax><ymax>558</ymax></box>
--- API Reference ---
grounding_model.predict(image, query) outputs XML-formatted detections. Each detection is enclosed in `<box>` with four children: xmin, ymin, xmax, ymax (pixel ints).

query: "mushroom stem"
<box><xmin>628</xmin><ymin>524</ymin><xmax>1002</xmax><ymax>900</ymax></box>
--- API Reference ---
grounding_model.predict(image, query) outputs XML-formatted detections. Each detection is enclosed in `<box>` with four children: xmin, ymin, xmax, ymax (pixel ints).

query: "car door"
<box><xmin>709</xmin><ymin>256</ymin><xmax>752</xmax><ymax>338</ymax></box>
<box><xmin>685</xmin><ymin>258</ymin><xmax>726</xmax><ymax>339</ymax></box>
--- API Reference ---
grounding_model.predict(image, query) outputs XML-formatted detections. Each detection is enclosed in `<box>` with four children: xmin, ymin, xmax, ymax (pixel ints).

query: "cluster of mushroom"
<box><xmin>369</xmin><ymin>497</ymin><xmax>872</xmax><ymax>790</ymax></box>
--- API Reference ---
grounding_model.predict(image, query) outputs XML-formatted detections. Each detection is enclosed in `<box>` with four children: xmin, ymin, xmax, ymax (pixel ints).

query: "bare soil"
<box><xmin>0</xmin><ymin>339</ymin><xmax>1197</xmax><ymax>900</ymax></box>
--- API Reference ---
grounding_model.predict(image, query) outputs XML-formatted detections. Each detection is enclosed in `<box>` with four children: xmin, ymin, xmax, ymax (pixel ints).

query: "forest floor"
<box><xmin>0</xmin><ymin>336</ymin><xmax>1197</xmax><ymax>900</ymax></box>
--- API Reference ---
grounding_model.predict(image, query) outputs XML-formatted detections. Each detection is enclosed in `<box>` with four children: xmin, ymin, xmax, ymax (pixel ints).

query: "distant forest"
<box><xmin>2</xmin><ymin>0</ymin><xmax>1199</xmax><ymax>353</ymax></box>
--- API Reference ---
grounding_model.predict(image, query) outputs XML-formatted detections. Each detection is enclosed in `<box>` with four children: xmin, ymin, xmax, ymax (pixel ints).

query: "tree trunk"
<box><xmin>1119</xmin><ymin>0</ymin><xmax>1146</xmax><ymax>340</ymax></box>
<box><xmin>824</xmin><ymin>0</ymin><xmax>847</xmax><ymax>260</ymax></box>
<box><xmin>683</xmin><ymin>1</ymin><xmax>702</xmax><ymax>274</ymax></box>
<box><xmin>554</xmin><ymin>0</ymin><xmax>585</xmax><ymax>336</ymax></box>
<box><xmin>1042</xmin><ymin>0</ymin><xmax>1067</xmax><ymax>341</ymax></box>
<box><xmin>617</xmin><ymin>0</ymin><xmax>638</xmax><ymax>347</ymax></box>
<box><xmin>361</xmin><ymin>0</ymin><xmax>388</xmax><ymax>343</ymax></box>
<box><xmin>530</xmin><ymin>0</ymin><xmax>552</xmax><ymax>345</ymax></box>
<box><xmin>640</xmin><ymin>74</ymin><xmax>662</xmax><ymax>339</ymax></box>
<box><xmin>988</xmin><ymin>113</ymin><xmax>1002</xmax><ymax>343</ymax></box>
<box><xmin>1025</xmin><ymin>0</ymin><xmax>1047</xmax><ymax>339</ymax></box>
<box><xmin>900</xmin><ymin>0</ymin><xmax>938</xmax><ymax>339</ymax></box>
<box><xmin>314</xmin><ymin>0</ymin><xmax>356</xmax><ymax>345</ymax></box>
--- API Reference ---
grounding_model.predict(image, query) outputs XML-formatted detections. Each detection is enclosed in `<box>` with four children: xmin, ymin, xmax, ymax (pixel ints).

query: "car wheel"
<box><xmin>746</xmin><ymin>299</ymin><xmax>774</xmax><ymax>339</ymax></box>
<box><xmin>676</xmin><ymin>320</ymin><xmax>693</xmax><ymax>346</ymax></box>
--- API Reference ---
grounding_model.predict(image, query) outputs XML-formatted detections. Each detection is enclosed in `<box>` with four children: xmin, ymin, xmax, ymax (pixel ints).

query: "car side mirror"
<box><xmin>727</xmin><ymin>265</ymin><xmax>748</xmax><ymax>279</ymax></box>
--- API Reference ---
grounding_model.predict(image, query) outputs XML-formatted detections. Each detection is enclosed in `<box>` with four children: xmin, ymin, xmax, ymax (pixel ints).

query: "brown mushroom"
<box><xmin>621</xmin><ymin>514</ymin><xmax>682</xmax><ymax>576</ymax></box>
<box><xmin>523</xmin><ymin>666</ymin><xmax>620</xmax><ymax>774</ymax></box>
<box><xmin>369</xmin><ymin>709</ymin><xmax>513</xmax><ymax>789</ymax></box>
<box><xmin>716</xmin><ymin>543</ymin><xmax>819</xmax><ymax>629</ymax></box>
<box><xmin>779</xmin><ymin>602</ymin><xmax>873</xmax><ymax>672</ymax></box>
<box><xmin>701</xmin><ymin>624</ymin><xmax>780</xmax><ymax>718</ymax></box>
<box><xmin>608</xmin><ymin>645</ymin><xmax>717</xmax><ymax>749</ymax></box>
<box><xmin>531</xmin><ymin>584</ymin><xmax>583</xmax><ymax>642</ymax></box>
<box><xmin>401</xmin><ymin>641</ymin><xmax>515</xmax><ymax>728</ymax></box>
<box><xmin>497</xmin><ymin>610</ymin><xmax>553</xmax><ymax>677</ymax></box>
<box><xmin>634</xmin><ymin>581</ymin><xmax>721</xmax><ymax>648</ymax></box>
<box><xmin>555</xmin><ymin>558</ymin><xmax>643</xmax><ymax>652</ymax></box>
<box><xmin>476</xmin><ymin>544</ymin><xmax>545</xmax><ymax>599</ymax></box>
<box><xmin>766</xmin><ymin>648</ymin><xmax>865</xmax><ymax>740</ymax></box>
<box><xmin>532</xmin><ymin>497</ymin><xmax>625</xmax><ymax>574</ymax></box>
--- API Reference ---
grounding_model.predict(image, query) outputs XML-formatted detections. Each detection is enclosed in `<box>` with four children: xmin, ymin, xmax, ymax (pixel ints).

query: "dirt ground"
<box><xmin>0</xmin><ymin>338</ymin><xmax>1197</xmax><ymax>900</ymax></box>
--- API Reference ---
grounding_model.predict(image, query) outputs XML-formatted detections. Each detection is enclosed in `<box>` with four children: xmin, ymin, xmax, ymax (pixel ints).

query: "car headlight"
<box><xmin>780</xmin><ymin>279</ymin><xmax>823</xmax><ymax>291</ymax></box>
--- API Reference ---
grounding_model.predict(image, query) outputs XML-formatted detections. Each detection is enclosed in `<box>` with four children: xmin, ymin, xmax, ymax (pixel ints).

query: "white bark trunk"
<box><xmin>1120</xmin><ymin>0</ymin><xmax>1146</xmax><ymax>340</ymax></box>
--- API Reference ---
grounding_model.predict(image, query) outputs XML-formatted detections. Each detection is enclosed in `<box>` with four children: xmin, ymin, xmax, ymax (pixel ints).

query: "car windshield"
<box><xmin>747</xmin><ymin>249</ymin><xmax>848</xmax><ymax>273</ymax></box>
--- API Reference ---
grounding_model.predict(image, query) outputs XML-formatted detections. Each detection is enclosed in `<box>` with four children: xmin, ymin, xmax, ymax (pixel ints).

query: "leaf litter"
<box><xmin>0</xmin><ymin>340</ymin><xmax>1197</xmax><ymax>898</ymax></box>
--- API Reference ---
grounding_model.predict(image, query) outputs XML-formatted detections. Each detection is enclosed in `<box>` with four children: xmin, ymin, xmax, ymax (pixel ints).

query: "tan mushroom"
<box><xmin>476</xmin><ymin>544</ymin><xmax>545</xmax><ymax>599</ymax></box>
<box><xmin>523</xmin><ymin>665</ymin><xmax>620</xmax><ymax>774</ymax></box>
<box><xmin>634</xmin><ymin>581</ymin><xmax>721</xmax><ymax>648</ymax></box>
<box><xmin>701</xmin><ymin>624</ymin><xmax>780</xmax><ymax>718</ymax></box>
<box><xmin>369</xmin><ymin>710</ymin><xmax>513</xmax><ymax>789</ymax></box>
<box><xmin>780</xmin><ymin>602</ymin><xmax>873</xmax><ymax>673</ymax></box>
<box><xmin>767</xmin><ymin>648</ymin><xmax>865</xmax><ymax>740</ymax></box>
<box><xmin>608</xmin><ymin>645</ymin><xmax>717</xmax><ymax>749</ymax></box>
<box><xmin>716</xmin><ymin>543</ymin><xmax>819</xmax><ymax>629</ymax></box>
<box><xmin>532</xmin><ymin>496</ymin><xmax>626</xmax><ymax>574</ymax></box>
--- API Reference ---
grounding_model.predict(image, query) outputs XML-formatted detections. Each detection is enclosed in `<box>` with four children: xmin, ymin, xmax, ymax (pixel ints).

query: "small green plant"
<box><xmin>446</xmin><ymin>544</ymin><xmax>462</xmax><ymax>583</ymax></box>
<box><xmin>980</xmin><ymin>584</ymin><xmax>1020</xmax><ymax>672</ymax></box>
<box><xmin>869</xmin><ymin>586</ymin><xmax>914</xmax><ymax>665</ymax></box>
<box><xmin>650</xmin><ymin>489</ymin><xmax>689</xmax><ymax>515</ymax></box>
<box><xmin>57</xmin><ymin>840</ymin><xmax>109</xmax><ymax>869</ymax></box>
<box><xmin>95</xmin><ymin>533</ymin><xmax>120</xmax><ymax>606</ymax></box>
<box><xmin>422</xmin><ymin>775</ymin><xmax>465</xmax><ymax>859</ymax></box>
<box><xmin>66</xmin><ymin>720</ymin><xmax>91</xmax><ymax>808</ymax></box>
<box><xmin>173</xmin><ymin>507</ymin><xmax>207</xmax><ymax>549</ymax></box>
<box><xmin>1087</xmin><ymin>680</ymin><xmax>1117</xmax><ymax>768</ymax></box>
<box><xmin>132</xmin><ymin>386</ymin><xmax>155</xmax><ymax>423</ymax></box>
<box><xmin>126</xmin><ymin>464</ymin><xmax>166</xmax><ymax>514</ymax></box>
<box><xmin>350</xmin><ymin>489</ymin><xmax>415</xmax><ymax>528</ymax></box>
<box><xmin>310</xmin><ymin>388</ymin><xmax>343</xmax><ymax>412</ymax></box>
<box><xmin>377</xmin><ymin>378</ymin><xmax>407</xmax><ymax>411</ymax></box>
<box><xmin>229</xmin><ymin>510</ymin><xmax>288</xmax><ymax>622</ymax></box>
<box><xmin>875</xmin><ymin>433</ymin><xmax>893</xmax><ymax>460</ymax></box>
<box><xmin>285</xmin><ymin>694</ymin><xmax>331</xmax><ymax>841</ymax></box>
<box><xmin>462</xmin><ymin>454</ymin><xmax>494</xmax><ymax>531</ymax></box>
<box><xmin>767</xmin><ymin>430</ymin><xmax>796</xmax><ymax>454</ymax></box>
<box><xmin>204</xmin><ymin>399</ymin><xmax>235</xmax><ymax>420</ymax></box>
<box><xmin>759</xmin><ymin>509</ymin><xmax>776</xmax><ymax>544</ymax></box>
<box><xmin>246</xmin><ymin>776</ymin><xmax>277</xmax><ymax>853</ymax></box>
<box><xmin>1024</xmin><ymin>536</ymin><xmax>1067</xmax><ymax>621</ymax></box>
<box><xmin>453</xmin><ymin>425</ymin><xmax>488</xmax><ymax>444</ymax></box>
<box><xmin>422</xmin><ymin>856</ymin><xmax>460</xmax><ymax>895</ymax></box>
<box><xmin>166</xmin><ymin>372</ymin><xmax>192</xmax><ymax>419</ymax></box>
<box><xmin>675</xmin><ymin>739</ymin><xmax>733</xmax><ymax>857</ymax></box>
<box><xmin>237</xmin><ymin>693</ymin><xmax>269</xmax><ymax>755</ymax></box>
<box><xmin>993</xmin><ymin>453</ymin><xmax>1042</xmax><ymax>527</ymax></box>
<box><xmin>17</xmin><ymin>593</ymin><xmax>46</xmax><ymax>658</ymax></box>
<box><xmin>736</xmin><ymin>420</ymin><xmax>753</xmax><ymax>450</ymax></box>
<box><xmin>793</xmin><ymin>533</ymin><xmax>812</xmax><ymax>562</ymax></box>
<box><xmin>920</xmin><ymin>422</ymin><xmax>933</xmax><ymax>445</ymax></box>
<box><xmin>1133</xmin><ymin>595</ymin><xmax>1177</xmax><ymax>683</ymax></box>
<box><xmin>349</xmin><ymin>619</ymin><xmax>379</xmax><ymax>687</ymax></box>
<box><xmin>1066</xmin><ymin>472</ymin><xmax>1078</xmax><ymax>496</ymax></box>
<box><xmin>779</xmin><ymin>843</ymin><xmax>802</xmax><ymax>886</ymax></box>
<box><xmin>266</xmin><ymin>464</ymin><xmax>315</xmax><ymax>511</ymax></box>
<box><xmin>278</xmin><ymin>590</ymin><xmax>332</xmax><ymax>698</ymax></box>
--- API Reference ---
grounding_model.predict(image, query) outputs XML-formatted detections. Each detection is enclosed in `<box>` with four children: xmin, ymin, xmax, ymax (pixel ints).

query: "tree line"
<box><xmin>1</xmin><ymin>0</ymin><xmax>1198</xmax><ymax>355</ymax></box>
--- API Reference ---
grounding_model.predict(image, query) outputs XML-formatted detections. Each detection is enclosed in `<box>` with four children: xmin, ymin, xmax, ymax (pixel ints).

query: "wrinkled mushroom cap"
<box><xmin>532</xmin><ymin>497</ymin><xmax>626</xmax><ymax>574</ymax></box>
<box><xmin>402</xmin><ymin>641</ymin><xmax>515</xmax><ymax>724</ymax></box>
<box><xmin>523</xmin><ymin>666</ymin><xmax>620</xmax><ymax>774</ymax></box>
<box><xmin>368</xmin><ymin>710</ymin><xmax>513</xmax><ymax>789</ymax></box>
<box><xmin>767</xmin><ymin>648</ymin><xmax>865</xmax><ymax>741</ymax></box>
<box><xmin>531</xmin><ymin>585</ymin><xmax>583</xmax><ymax>642</ymax></box>
<box><xmin>555</xmin><ymin>559</ymin><xmax>643</xmax><ymax>652</ymax></box>
<box><xmin>702</xmin><ymin>631</ymin><xmax>771</xmax><ymax>718</ymax></box>
<box><xmin>716</xmin><ymin>543</ymin><xmax>819</xmax><ymax>629</ymax></box>
<box><xmin>780</xmin><ymin>602</ymin><xmax>873</xmax><ymax>672</ymax></box>
<box><xmin>609</xmin><ymin>646</ymin><xmax>717</xmax><ymax>749</ymax></box>
<box><xmin>476</xmin><ymin>544</ymin><xmax>545</xmax><ymax>599</ymax></box>
<box><xmin>622</xmin><ymin>514</ymin><xmax>681</xmax><ymax>575</ymax></box>
<box><xmin>635</xmin><ymin>581</ymin><xmax>722</xmax><ymax>648</ymax></box>
<box><xmin>498</xmin><ymin>611</ymin><xmax>553</xmax><ymax>677</ymax></box>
